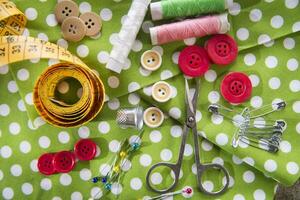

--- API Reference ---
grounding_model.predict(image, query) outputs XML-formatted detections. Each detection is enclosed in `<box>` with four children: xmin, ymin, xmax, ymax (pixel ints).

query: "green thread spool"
<box><xmin>151</xmin><ymin>0</ymin><xmax>228</xmax><ymax>21</ymax></box>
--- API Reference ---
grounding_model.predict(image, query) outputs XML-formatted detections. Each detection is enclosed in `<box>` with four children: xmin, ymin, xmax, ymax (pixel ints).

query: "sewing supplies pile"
<box><xmin>0</xmin><ymin>0</ymin><xmax>300</xmax><ymax>199</ymax></box>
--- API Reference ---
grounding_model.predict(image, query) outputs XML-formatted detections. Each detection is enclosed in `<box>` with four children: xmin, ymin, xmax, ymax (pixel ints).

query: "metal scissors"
<box><xmin>146</xmin><ymin>78</ymin><xmax>230</xmax><ymax>195</ymax></box>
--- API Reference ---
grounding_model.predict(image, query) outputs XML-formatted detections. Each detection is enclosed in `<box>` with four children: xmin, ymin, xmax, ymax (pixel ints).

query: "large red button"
<box><xmin>205</xmin><ymin>34</ymin><xmax>238</xmax><ymax>65</ymax></box>
<box><xmin>178</xmin><ymin>45</ymin><xmax>210</xmax><ymax>77</ymax></box>
<box><xmin>38</xmin><ymin>153</ymin><xmax>56</xmax><ymax>175</ymax></box>
<box><xmin>53</xmin><ymin>151</ymin><xmax>76</xmax><ymax>173</ymax></box>
<box><xmin>221</xmin><ymin>72</ymin><xmax>252</xmax><ymax>104</ymax></box>
<box><xmin>74</xmin><ymin>139</ymin><xmax>97</xmax><ymax>161</ymax></box>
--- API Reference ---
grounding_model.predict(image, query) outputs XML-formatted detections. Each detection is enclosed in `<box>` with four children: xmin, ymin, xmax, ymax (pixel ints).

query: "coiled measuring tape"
<box><xmin>0</xmin><ymin>1</ymin><xmax>105</xmax><ymax>127</ymax></box>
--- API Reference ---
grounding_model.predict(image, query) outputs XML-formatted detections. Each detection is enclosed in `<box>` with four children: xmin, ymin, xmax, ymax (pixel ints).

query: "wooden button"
<box><xmin>79</xmin><ymin>12</ymin><xmax>102</xmax><ymax>36</ymax></box>
<box><xmin>141</xmin><ymin>50</ymin><xmax>162</xmax><ymax>71</ymax></box>
<box><xmin>61</xmin><ymin>17</ymin><xmax>86</xmax><ymax>42</ymax></box>
<box><xmin>152</xmin><ymin>81</ymin><xmax>172</xmax><ymax>103</ymax></box>
<box><xmin>143</xmin><ymin>107</ymin><xmax>164</xmax><ymax>128</ymax></box>
<box><xmin>54</xmin><ymin>0</ymin><xmax>79</xmax><ymax>23</ymax></box>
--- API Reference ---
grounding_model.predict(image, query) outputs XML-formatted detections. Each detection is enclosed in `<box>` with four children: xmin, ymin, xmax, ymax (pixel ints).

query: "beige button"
<box><xmin>54</xmin><ymin>0</ymin><xmax>80</xmax><ymax>23</ymax></box>
<box><xmin>152</xmin><ymin>81</ymin><xmax>172</xmax><ymax>103</ymax></box>
<box><xmin>141</xmin><ymin>50</ymin><xmax>162</xmax><ymax>71</ymax></box>
<box><xmin>61</xmin><ymin>16</ymin><xmax>86</xmax><ymax>42</ymax></box>
<box><xmin>143</xmin><ymin>107</ymin><xmax>164</xmax><ymax>128</ymax></box>
<box><xmin>79</xmin><ymin>12</ymin><xmax>102</xmax><ymax>36</ymax></box>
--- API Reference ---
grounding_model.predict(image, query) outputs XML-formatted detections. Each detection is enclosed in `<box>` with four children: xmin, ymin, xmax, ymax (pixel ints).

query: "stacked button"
<box><xmin>53</xmin><ymin>151</ymin><xmax>76</xmax><ymax>173</ymax></box>
<box><xmin>178</xmin><ymin>45</ymin><xmax>210</xmax><ymax>77</ymax></box>
<box><xmin>141</xmin><ymin>50</ymin><xmax>162</xmax><ymax>71</ymax></box>
<box><xmin>152</xmin><ymin>81</ymin><xmax>172</xmax><ymax>103</ymax></box>
<box><xmin>54</xmin><ymin>0</ymin><xmax>102</xmax><ymax>42</ymax></box>
<box><xmin>143</xmin><ymin>107</ymin><xmax>164</xmax><ymax>128</ymax></box>
<box><xmin>205</xmin><ymin>34</ymin><xmax>238</xmax><ymax>65</ymax></box>
<box><xmin>74</xmin><ymin>139</ymin><xmax>97</xmax><ymax>161</ymax></box>
<box><xmin>220</xmin><ymin>72</ymin><xmax>252</xmax><ymax>104</ymax></box>
<box><xmin>37</xmin><ymin>153</ymin><xmax>56</xmax><ymax>175</ymax></box>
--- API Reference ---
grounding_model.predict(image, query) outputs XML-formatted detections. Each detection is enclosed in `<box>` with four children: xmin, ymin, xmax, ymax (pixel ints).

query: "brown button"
<box><xmin>54</xmin><ymin>0</ymin><xmax>80</xmax><ymax>23</ymax></box>
<box><xmin>79</xmin><ymin>12</ymin><xmax>102</xmax><ymax>36</ymax></box>
<box><xmin>143</xmin><ymin>107</ymin><xmax>164</xmax><ymax>128</ymax></box>
<box><xmin>141</xmin><ymin>50</ymin><xmax>162</xmax><ymax>71</ymax></box>
<box><xmin>61</xmin><ymin>16</ymin><xmax>86</xmax><ymax>42</ymax></box>
<box><xmin>152</xmin><ymin>81</ymin><xmax>172</xmax><ymax>103</ymax></box>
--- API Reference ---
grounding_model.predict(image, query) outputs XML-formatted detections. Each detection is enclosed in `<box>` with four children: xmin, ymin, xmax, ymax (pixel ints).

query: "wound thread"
<box><xmin>150</xmin><ymin>14</ymin><xmax>230</xmax><ymax>45</ymax></box>
<box><xmin>151</xmin><ymin>0</ymin><xmax>227</xmax><ymax>21</ymax></box>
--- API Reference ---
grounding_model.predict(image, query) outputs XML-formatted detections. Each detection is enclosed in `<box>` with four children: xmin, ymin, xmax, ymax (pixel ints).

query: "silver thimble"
<box><xmin>116</xmin><ymin>106</ymin><xmax>143</xmax><ymax>130</ymax></box>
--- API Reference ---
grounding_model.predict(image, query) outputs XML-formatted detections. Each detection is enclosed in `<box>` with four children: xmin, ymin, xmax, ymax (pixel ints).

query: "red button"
<box><xmin>38</xmin><ymin>153</ymin><xmax>56</xmax><ymax>175</ymax></box>
<box><xmin>205</xmin><ymin>34</ymin><xmax>238</xmax><ymax>65</ymax></box>
<box><xmin>178</xmin><ymin>45</ymin><xmax>210</xmax><ymax>77</ymax></box>
<box><xmin>53</xmin><ymin>151</ymin><xmax>76</xmax><ymax>173</ymax></box>
<box><xmin>221</xmin><ymin>72</ymin><xmax>252</xmax><ymax>104</ymax></box>
<box><xmin>74</xmin><ymin>139</ymin><xmax>97</xmax><ymax>161</ymax></box>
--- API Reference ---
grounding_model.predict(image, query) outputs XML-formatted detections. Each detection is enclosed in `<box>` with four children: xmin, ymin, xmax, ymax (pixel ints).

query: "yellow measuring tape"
<box><xmin>0</xmin><ymin>1</ymin><xmax>105</xmax><ymax>127</ymax></box>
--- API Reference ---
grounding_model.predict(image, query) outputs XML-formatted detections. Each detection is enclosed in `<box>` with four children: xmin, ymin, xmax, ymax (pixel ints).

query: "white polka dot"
<box><xmin>211</xmin><ymin>114</ymin><xmax>223</xmax><ymax>125</ymax></box>
<box><xmin>249</xmin><ymin>9</ymin><xmax>262</xmax><ymax>22</ymax></box>
<box><xmin>80</xmin><ymin>168</ymin><xmax>92</xmax><ymax>181</ymax></box>
<box><xmin>71</xmin><ymin>192</ymin><xmax>83</xmax><ymax>200</ymax></box>
<box><xmin>38</xmin><ymin>33</ymin><xmax>48</xmax><ymax>41</ymax></box>
<box><xmin>111</xmin><ymin>183</ymin><xmax>122</xmax><ymax>195</ymax></box>
<box><xmin>25</xmin><ymin>92</ymin><xmax>33</xmax><ymax>105</ymax></box>
<box><xmin>264</xmin><ymin>159</ymin><xmax>277</xmax><ymax>172</ymax></box>
<box><xmin>265</xmin><ymin>56</ymin><xmax>278</xmax><ymax>68</ymax></box>
<box><xmin>253</xmin><ymin>189</ymin><xmax>266</xmax><ymax>200</ymax></box>
<box><xmin>151</xmin><ymin>172</ymin><xmax>163</xmax><ymax>185</ymax></box>
<box><xmin>184</xmin><ymin>144</ymin><xmax>193</xmax><ymax>156</ymax></box>
<box><xmin>77</xmin><ymin>45</ymin><xmax>89</xmax><ymax>58</ymax></box>
<box><xmin>98</xmin><ymin>121</ymin><xmax>110</xmax><ymax>134</ymax></box>
<box><xmin>18</xmin><ymin>100</ymin><xmax>26</xmax><ymax>112</ymax></box>
<box><xmin>170</xmin><ymin>125</ymin><xmax>182</xmax><ymax>138</ymax></box>
<box><xmin>149</xmin><ymin>130</ymin><xmax>162</xmax><ymax>143</ymax></box>
<box><xmin>236</xmin><ymin>28</ymin><xmax>249</xmax><ymax>41</ymax></box>
<box><xmin>7</xmin><ymin>81</ymin><xmax>18</xmax><ymax>93</ymax></box>
<box><xmin>25</xmin><ymin>8</ymin><xmax>38</xmax><ymax>20</ymax></box>
<box><xmin>160</xmin><ymin>149</ymin><xmax>172</xmax><ymax>161</ymax></box>
<box><xmin>244</xmin><ymin>53</ymin><xmax>256</xmax><ymax>66</ymax></box>
<box><xmin>204</xmin><ymin>70</ymin><xmax>217</xmax><ymax>82</ymax></box>
<box><xmin>0</xmin><ymin>170</ymin><xmax>3</xmax><ymax>181</ymax></box>
<box><xmin>99</xmin><ymin>164</ymin><xmax>110</xmax><ymax>176</ymax></box>
<box><xmin>17</xmin><ymin>68</ymin><xmax>30</xmax><ymax>81</ymax></box>
<box><xmin>233</xmin><ymin>194</ymin><xmax>245</xmax><ymax>200</ymax></box>
<box><xmin>283</xmin><ymin>38</ymin><xmax>296</xmax><ymax>50</ymax></box>
<box><xmin>297</xmin><ymin>123</ymin><xmax>300</xmax><ymax>133</ymax></box>
<box><xmin>201</xmin><ymin>140</ymin><xmax>213</xmax><ymax>151</ymax></box>
<box><xmin>100</xmin><ymin>8</ymin><xmax>112</xmax><ymax>21</ymax></box>
<box><xmin>128</xmin><ymin>82</ymin><xmax>140</xmax><ymax>92</ymax></box>
<box><xmin>79</xmin><ymin>2</ymin><xmax>91</xmax><ymax>13</ymax></box>
<box><xmin>78</xmin><ymin>126</ymin><xmax>90</xmax><ymax>138</ymax></box>
<box><xmin>19</xmin><ymin>141</ymin><xmax>31</xmax><ymax>154</ymax></box>
<box><xmin>216</xmin><ymin>133</ymin><xmax>229</xmax><ymax>146</ymax></box>
<box><xmin>140</xmin><ymin>154</ymin><xmax>152</xmax><ymax>167</ymax></box>
<box><xmin>228</xmin><ymin>2</ymin><xmax>241</xmax><ymax>15</ymax></box>
<box><xmin>212</xmin><ymin>157</ymin><xmax>224</xmax><ymax>166</ymax></box>
<box><xmin>232</xmin><ymin>155</ymin><xmax>243</xmax><ymax>165</ymax></box>
<box><xmin>293</xmin><ymin>21</ymin><xmax>300</xmax><ymax>32</ymax></box>
<box><xmin>0</xmin><ymin>104</ymin><xmax>10</xmax><ymax>116</ymax></box>
<box><xmin>184</xmin><ymin>37</ymin><xmax>196</xmax><ymax>46</ymax></box>
<box><xmin>109</xmin><ymin>140</ymin><xmax>120</xmax><ymax>153</ymax></box>
<box><xmin>2</xmin><ymin>187</ymin><xmax>14</xmax><ymax>199</ymax></box>
<box><xmin>139</xmin><ymin>67</ymin><xmax>152</xmax><ymax>77</ymax></box>
<box><xmin>0</xmin><ymin>65</ymin><xmax>9</xmax><ymax>74</ymax></box>
<box><xmin>108</xmin><ymin>76</ymin><xmax>119</xmax><ymax>88</ymax></box>
<box><xmin>293</xmin><ymin>101</ymin><xmax>300</xmax><ymax>113</ymax></box>
<box><xmin>290</xmin><ymin>80</ymin><xmax>300</xmax><ymax>92</ymax></box>
<box><xmin>132</xmin><ymin>40</ymin><xmax>143</xmax><ymax>52</ymax></box>
<box><xmin>40</xmin><ymin>178</ymin><xmax>52</xmax><ymax>190</ymax></box>
<box><xmin>203</xmin><ymin>181</ymin><xmax>214</xmax><ymax>192</ymax></box>
<box><xmin>243</xmin><ymin>171</ymin><xmax>255</xmax><ymax>183</ymax></box>
<box><xmin>22</xmin><ymin>183</ymin><xmax>33</xmax><ymax>195</ymax></box>
<box><xmin>243</xmin><ymin>157</ymin><xmax>255</xmax><ymax>166</ymax></box>
<box><xmin>169</xmin><ymin>107</ymin><xmax>181</xmax><ymax>119</ymax></box>
<box><xmin>268</xmin><ymin>77</ymin><xmax>281</xmax><ymax>89</ymax></box>
<box><xmin>10</xmin><ymin>164</ymin><xmax>22</xmax><ymax>176</ymax></box>
<box><xmin>39</xmin><ymin>136</ymin><xmax>51</xmax><ymax>149</ymax></box>
<box><xmin>271</xmin><ymin>15</ymin><xmax>284</xmax><ymax>29</ymax></box>
<box><xmin>60</xmin><ymin>174</ymin><xmax>72</xmax><ymax>186</ymax></box>
<box><xmin>46</xmin><ymin>14</ymin><xmax>57</xmax><ymax>27</ymax></box>
<box><xmin>280</xmin><ymin>140</ymin><xmax>292</xmax><ymax>153</ymax></box>
<box><xmin>58</xmin><ymin>131</ymin><xmax>70</xmax><ymax>144</ymax></box>
<box><xmin>30</xmin><ymin>160</ymin><xmax>38</xmax><ymax>172</ymax></box>
<box><xmin>1</xmin><ymin>145</ymin><xmax>12</xmax><ymax>158</ymax></box>
<box><xmin>152</xmin><ymin>46</ymin><xmax>164</xmax><ymax>56</ymax></box>
<box><xmin>97</xmin><ymin>51</ymin><xmax>110</xmax><ymax>64</ymax></box>
<box><xmin>249</xmin><ymin>74</ymin><xmax>260</xmax><ymax>87</ymax></box>
<box><xmin>285</xmin><ymin>0</ymin><xmax>299</xmax><ymax>9</ymax></box>
<box><xmin>172</xmin><ymin>52</ymin><xmax>179</xmax><ymax>64</ymax></box>
<box><xmin>258</xmin><ymin>34</ymin><xmax>272</xmax><ymax>45</ymax></box>
<box><xmin>287</xmin><ymin>58</ymin><xmax>299</xmax><ymax>71</ymax></box>
<box><xmin>208</xmin><ymin>91</ymin><xmax>220</xmax><ymax>103</ymax></box>
<box><xmin>128</xmin><ymin>93</ymin><xmax>140</xmax><ymax>105</ymax></box>
<box><xmin>108</xmin><ymin>98</ymin><xmax>120</xmax><ymax>110</ymax></box>
<box><xmin>9</xmin><ymin>122</ymin><xmax>20</xmax><ymax>135</ymax></box>
<box><xmin>130</xmin><ymin>178</ymin><xmax>142</xmax><ymax>190</ymax></box>
<box><xmin>251</xmin><ymin>96</ymin><xmax>263</xmax><ymax>108</ymax></box>
<box><xmin>90</xmin><ymin>187</ymin><xmax>102</xmax><ymax>199</ymax></box>
<box><xmin>286</xmin><ymin>162</ymin><xmax>299</xmax><ymax>175</ymax></box>
<box><xmin>57</xmin><ymin>38</ymin><xmax>68</xmax><ymax>48</ymax></box>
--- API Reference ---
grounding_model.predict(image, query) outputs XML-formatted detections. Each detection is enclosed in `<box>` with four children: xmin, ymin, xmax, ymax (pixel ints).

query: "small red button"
<box><xmin>221</xmin><ymin>72</ymin><xmax>252</xmax><ymax>104</ymax></box>
<box><xmin>74</xmin><ymin>139</ymin><xmax>97</xmax><ymax>161</ymax></box>
<box><xmin>38</xmin><ymin>153</ymin><xmax>56</xmax><ymax>175</ymax></box>
<box><xmin>53</xmin><ymin>151</ymin><xmax>76</xmax><ymax>173</ymax></box>
<box><xmin>205</xmin><ymin>34</ymin><xmax>238</xmax><ymax>65</ymax></box>
<box><xmin>178</xmin><ymin>45</ymin><xmax>210</xmax><ymax>77</ymax></box>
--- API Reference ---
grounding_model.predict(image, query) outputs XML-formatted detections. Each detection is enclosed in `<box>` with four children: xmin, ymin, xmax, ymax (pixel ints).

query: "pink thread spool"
<box><xmin>150</xmin><ymin>14</ymin><xmax>230</xmax><ymax>45</ymax></box>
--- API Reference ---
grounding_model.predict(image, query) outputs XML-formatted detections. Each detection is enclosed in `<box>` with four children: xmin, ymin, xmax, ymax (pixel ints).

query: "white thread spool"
<box><xmin>106</xmin><ymin>0</ymin><xmax>151</xmax><ymax>73</ymax></box>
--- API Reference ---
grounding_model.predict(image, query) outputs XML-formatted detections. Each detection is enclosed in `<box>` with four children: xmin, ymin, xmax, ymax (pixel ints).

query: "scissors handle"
<box><xmin>146</xmin><ymin>162</ymin><xmax>180</xmax><ymax>194</ymax></box>
<box><xmin>196</xmin><ymin>163</ymin><xmax>230</xmax><ymax>195</ymax></box>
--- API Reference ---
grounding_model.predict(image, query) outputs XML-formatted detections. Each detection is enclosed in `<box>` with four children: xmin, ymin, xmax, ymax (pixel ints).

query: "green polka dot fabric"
<box><xmin>0</xmin><ymin>0</ymin><xmax>300</xmax><ymax>199</ymax></box>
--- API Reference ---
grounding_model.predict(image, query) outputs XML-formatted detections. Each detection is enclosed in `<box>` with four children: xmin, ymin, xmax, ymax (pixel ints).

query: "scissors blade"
<box><xmin>185</xmin><ymin>78</ymin><xmax>195</xmax><ymax>114</ymax></box>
